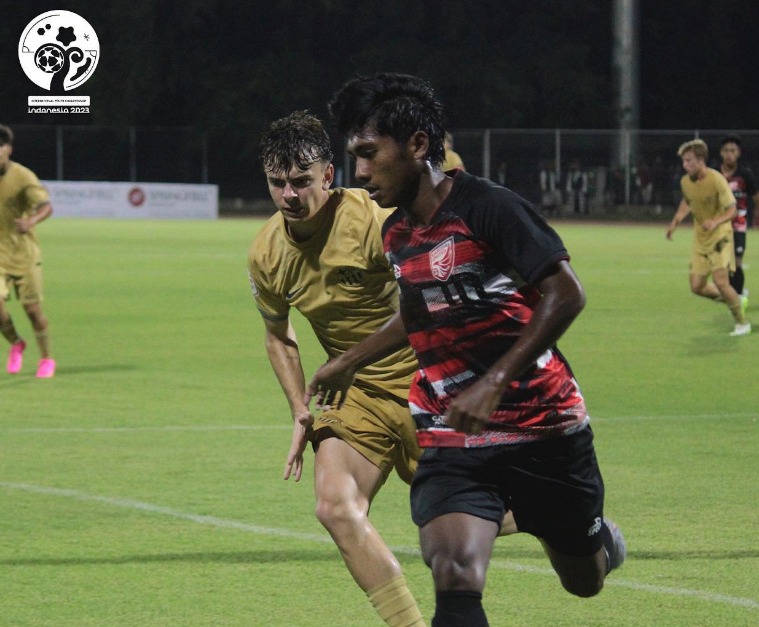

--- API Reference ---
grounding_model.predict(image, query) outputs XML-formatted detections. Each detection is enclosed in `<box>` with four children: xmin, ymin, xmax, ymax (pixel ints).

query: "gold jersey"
<box><xmin>0</xmin><ymin>161</ymin><xmax>50</xmax><ymax>273</ymax></box>
<box><xmin>248</xmin><ymin>187</ymin><xmax>416</xmax><ymax>399</ymax></box>
<box><xmin>680</xmin><ymin>168</ymin><xmax>736</xmax><ymax>247</ymax></box>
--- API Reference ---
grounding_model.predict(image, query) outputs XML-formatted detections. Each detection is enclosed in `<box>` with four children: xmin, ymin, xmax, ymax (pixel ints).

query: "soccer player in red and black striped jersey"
<box><xmin>719</xmin><ymin>134</ymin><xmax>758</xmax><ymax>300</ymax></box>
<box><xmin>307</xmin><ymin>73</ymin><xmax>626</xmax><ymax>626</ymax></box>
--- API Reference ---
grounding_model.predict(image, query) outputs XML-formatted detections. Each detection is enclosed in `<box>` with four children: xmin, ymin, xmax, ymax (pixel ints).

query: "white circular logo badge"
<box><xmin>18</xmin><ymin>11</ymin><xmax>100</xmax><ymax>92</ymax></box>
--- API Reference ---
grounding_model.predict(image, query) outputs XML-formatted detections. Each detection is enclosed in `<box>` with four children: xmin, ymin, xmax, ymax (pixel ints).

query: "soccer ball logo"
<box><xmin>35</xmin><ymin>44</ymin><xmax>65</xmax><ymax>74</ymax></box>
<box><xmin>18</xmin><ymin>11</ymin><xmax>100</xmax><ymax>92</ymax></box>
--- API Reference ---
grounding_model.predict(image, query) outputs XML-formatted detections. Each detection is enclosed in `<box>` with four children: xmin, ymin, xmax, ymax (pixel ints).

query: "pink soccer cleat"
<box><xmin>36</xmin><ymin>358</ymin><xmax>56</xmax><ymax>379</ymax></box>
<box><xmin>7</xmin><ymin>341</ymin><xmax>26</xmax><ymax>374</ymax></box>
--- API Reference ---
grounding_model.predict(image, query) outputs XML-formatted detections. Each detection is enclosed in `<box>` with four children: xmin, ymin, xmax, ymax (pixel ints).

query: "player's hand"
<box><xmin>283</xmin><ymin>413</ymin><xmax>312</xmax><ymax>481</ymax></box>
<box><xmin>14</xmin><ymin>218</ymin><xmax>33</xmax><ymax>234</ymax></box>
<box><xmin>444</xmin><ymin>377</ymin><xmax>505</xmax><ymax>435</ymax></box>
<box><xmin>701</xmin><ymin>218</ymin><xmax>717</xmax><ymax>232</ymax></box>
<box><xmin>304</xmin><ymin>359</ymin><xmax>356</xmax><ymax>410</ymax></box>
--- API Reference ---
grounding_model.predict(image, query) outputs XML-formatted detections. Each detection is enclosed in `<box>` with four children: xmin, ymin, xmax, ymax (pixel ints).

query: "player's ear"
<box><xmin>408</xmin><ymin>131</ymin><xmax>429</xmax><ymax>161</ymax></box>
<box><xmin>322</xmin><ymin>162</ymin><xmax>335</xmax><ymax>189</ymax></box>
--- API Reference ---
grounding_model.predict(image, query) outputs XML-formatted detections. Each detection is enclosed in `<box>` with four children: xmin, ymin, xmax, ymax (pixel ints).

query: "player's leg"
<box><xmin>689</xmin><ymin>272</ymin><xmax>720</xmax><ymax>300</ymax></box>
<box><xmin>0</xmin><ymin>277</ymin><xmax>26</xmax><ymax>373</ymax></box>
<box><xmin>411</xmin><ymin>447</ymin><xmax>505</xmax><ymax>626</ymax></box>
<box><xmin>713</xmin><ymin>267</ymin><xmax>748</xmax><ymax>329</ymax></box>
<box><xmin>313</xmin><ymin>436</ymin><xmax>424</xmax><ymax>626</ymax></box>
<box><xmin>539</xmin><ymin>517</ymin><xmax>625</xmax><ymax>598</ymax></box>
<box><xmin>19</xmin><ymin>267</ymin><xmax>55</xmax><ymax>377</ymax></box>
<box><xmin>509</xmin><ymin>427</ymin><xmax>625</xmax><ymax>598</ymax></box>
<box><xmin>729</xmin><ymin>232</ymin><xmax>746</xmax><ymax>295</ymax></box>
<box><xmin>419</xmin><ymin>513</ymin><xmax>497</xmax><ymax>627</ymax></box>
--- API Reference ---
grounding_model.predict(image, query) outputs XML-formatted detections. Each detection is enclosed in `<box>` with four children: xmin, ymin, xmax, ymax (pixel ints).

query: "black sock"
<box><xmin>730</xmin><ymin>267</ymin><xmax>745</xmax><ymax>295</ymax></box>
<box><xmin>432</xmin><ymin>590</ymin><xmax>488</xmax><ymax>627</ymax></box>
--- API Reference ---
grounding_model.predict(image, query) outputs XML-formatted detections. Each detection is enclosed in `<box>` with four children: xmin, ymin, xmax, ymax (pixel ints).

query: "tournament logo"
<box><xmin>19</xmin><ymin>10</ymin><xmax>99</xmax><ymax>114</ymax></box>
<box><xmin>429</xmin><ymin>237</ymin><xmax>455</xmax><ymax>281</ymax></box>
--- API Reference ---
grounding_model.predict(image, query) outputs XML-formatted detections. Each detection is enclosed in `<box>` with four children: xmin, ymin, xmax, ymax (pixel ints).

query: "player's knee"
<box><xmin>314</xmin><ymin>498</ymin><xmax>361</xmax><ymax>533</ymax></box>
<box><xmin>426</xmin><ymin>550</ymin><xmax>487</xmax><ymax>591</ymax></box>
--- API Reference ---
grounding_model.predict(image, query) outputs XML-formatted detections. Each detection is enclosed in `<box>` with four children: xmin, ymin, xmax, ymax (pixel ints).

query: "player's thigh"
<box><xmin>418</xmin><ymin>511</ymin><xmax>498</xmax><ymax>589</ymax></box>
<box><xmin>508</xmin><ymin>428</ymin><xmax>605</xmax><ymax>557</ymax></box>
<box><xmin>410</xmin><ymin>447</ymin><xmax>506</xmax><ymax>530</ymax></box>
<box><xmin>311</xmin><ymin>386</ymin><xmax>407</xmax><ymax>491</ymax></box>
<box><xmin>313</xmin><ymin>436</ymin><xmax>385</xmax><ymax>508</ymax></box>
<box><xmin>16</xmin><ymin>263</ymin><xmax>44</xmax><ymax>305</ymax></box>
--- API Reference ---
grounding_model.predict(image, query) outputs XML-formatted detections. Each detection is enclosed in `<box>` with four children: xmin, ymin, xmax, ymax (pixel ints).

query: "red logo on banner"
<box><xmin>128</xmin><ymin>187</ymin><xmax>145</xmax><ymax>207</ymax></box>
<box><xmin>430</xmin><ymin>236</ymin><xmax>454</xmax><ymax>281</ymax></box>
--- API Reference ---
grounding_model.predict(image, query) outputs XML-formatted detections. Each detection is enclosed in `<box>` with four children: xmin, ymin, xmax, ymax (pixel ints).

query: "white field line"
<box><xmin>1</xmin><ymin>412</ymin><xmax>756</xmax><ymax>434</ymax></box>
<box><xmin>1</xmin><ymin>425</ymin><xmax>292</xmax><ymax>433</ymax></box>
<box><xmin>1</xmin><ymin>481</ymin><xmax>757</xmax><ymax>611</ymax></box>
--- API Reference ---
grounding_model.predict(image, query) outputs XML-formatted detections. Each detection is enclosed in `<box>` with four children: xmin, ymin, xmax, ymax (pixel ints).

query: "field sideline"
<box><xmin>1</xmin><ymin>218</ymin><xmax>757</xmax><ymax>626</ymax></box>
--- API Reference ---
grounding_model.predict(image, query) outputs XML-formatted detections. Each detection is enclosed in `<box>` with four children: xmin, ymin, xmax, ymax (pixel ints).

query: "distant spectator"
<box><xmin>442</xmin><ymin>131</ymin><xmax>465</xmax><ymax>171</ymax></box>
<box><xmin>635</xmin><ymin>158</ymin><xmax>653</xmax><ymax>205</ymax></box>
<box><xmin>538</xmin><ymin>160</ymin><xmax>561</xmax><ymax>217</ymax></box>
<box><xmin>496</xmin><ymin>160</ymin><xmax>508</xmax><ymax>186</ymax></box>
<box><xmin>565</xmin><ymin>160</ymin><xmax>588</xmax><ymax>214</ymax></box>
<box><xmin>651</xmin><ymin>156</ymin><xmax>670</xmax><ymax>211</ymax></box>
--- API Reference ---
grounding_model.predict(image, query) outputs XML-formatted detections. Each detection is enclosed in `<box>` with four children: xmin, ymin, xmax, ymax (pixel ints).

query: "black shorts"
<box><xmin>734</xmin><ymin>231</ymin><xmax>746</xmax><ymax>257</ymax></box>
<box><xmin>410</xmin><ymin>427</ymin><xmax>605</xmax><ymax>556</ymax></box>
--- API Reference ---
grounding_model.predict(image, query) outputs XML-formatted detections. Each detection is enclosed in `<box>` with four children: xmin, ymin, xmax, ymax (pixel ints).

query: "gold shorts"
<box><xmin>0</xmin><ymin>261</ymin><xmax>44</xmax><ymax>304</ymax></box>
<box><xmin>311</xmin><ymin>385</ymin><xmax>420</xmax><ymax>485</ymax></box>
<box><xmin>690</xmin><ymin>233</ymin><xmax>735</xmax><ymax>277</ymax></box>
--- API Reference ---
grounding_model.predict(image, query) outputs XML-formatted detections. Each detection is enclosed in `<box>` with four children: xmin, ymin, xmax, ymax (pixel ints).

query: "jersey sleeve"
<box><xmin>365</xmin><ymin>202</ymin><xmax>395</xmax><ymax>270</ymax></box>
<box><xmin>467</xmin><ymin>187</ymin><xmax>569</xmax><ymax>285</ymax></box>
<box><xmin>247</xmin><ymin>251</ymin><xmax>289</xmax><ymax>322</ymax></box>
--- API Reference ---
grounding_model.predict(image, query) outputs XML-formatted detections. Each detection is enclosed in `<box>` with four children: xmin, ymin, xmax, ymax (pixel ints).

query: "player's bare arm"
<box><xmin>305</xmin><ymin>311</ymin><xmax>408</xmax><ymax>410</ymax></box>
<box><xmin>445</xmin><ymin>260</ymin><xmax>585</xmax><ymax>434</ymax></box>
<box><xmin>666</xmin><ymin>199</ymin><xmax>691</xmax><ymax>240</ymax></box>
<box><xmin>15</xmin><ymin>201</ymin><xmax>52</xmax><ymax>234</ymax></box>
<box><xmin>262</xmin><ymin>317</ymin><xmax>313</xmax><ymax>481</ymax></box>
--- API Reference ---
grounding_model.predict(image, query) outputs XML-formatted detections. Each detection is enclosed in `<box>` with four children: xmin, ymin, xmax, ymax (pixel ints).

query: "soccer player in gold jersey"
<box><xmin>247</xmin><ymin>111</ymin><xmax>426</xmax><ymax>626</ymax></box>
<box><xmin>0</xmin><ymin>124</ymin><xmax>56</xmax><ymax>377</ymax></box>
<box><xmin>666</xmin><ymin>139</ymin><xmax>750</xmax><ymax>336</ymax></box>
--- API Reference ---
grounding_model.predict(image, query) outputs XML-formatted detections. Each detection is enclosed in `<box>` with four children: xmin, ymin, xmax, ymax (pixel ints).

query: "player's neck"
<box><xmin>721</xmin><ymin>162</ymin><xmax>737</xmax><ymax>177</ymax></box>
<box><xmin>405</xmin><ymin>168</ymin><xmax>452</xmax><ymax>227</ymax></box>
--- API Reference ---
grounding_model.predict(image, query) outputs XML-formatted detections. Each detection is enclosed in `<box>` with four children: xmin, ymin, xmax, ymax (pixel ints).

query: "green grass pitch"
<box><xmin>1</xmin><ymin>217</ymin><xmax>757</xmax><ymax>626</ymax></box>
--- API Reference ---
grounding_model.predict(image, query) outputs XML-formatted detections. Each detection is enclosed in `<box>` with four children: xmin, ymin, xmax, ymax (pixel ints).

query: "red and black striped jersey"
<box><xmin>383</xmin><ymin>171</ymin><xmax>588</xmax><ymax>448</ymax></box>
<box><xmin>723</xmin><ymin>166</ymin><xmax>757</xmax><ymax>233</ymax></box>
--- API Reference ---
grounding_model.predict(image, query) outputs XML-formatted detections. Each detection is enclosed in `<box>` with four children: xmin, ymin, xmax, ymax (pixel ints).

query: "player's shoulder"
<box><xmin>6</xmin><ymin>161</ymin><xmax>39</xmax><ymax>182</ymax></box>
<box><xmin>707</xmin><ymin>167</ymin><xmax>729</xmax><ymax>183</ymax></box>
<box><xmin>334</xmin><ymin>187</ymin><xmax>393</xmax><ymax>221</ymax></box>
<box><xmin>248</xmin><ymin>212</ymin><xmax>285</xmax><ymax>263</ymax></box>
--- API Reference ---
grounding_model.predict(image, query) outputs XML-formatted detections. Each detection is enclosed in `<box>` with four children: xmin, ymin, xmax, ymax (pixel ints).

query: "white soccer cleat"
<box><xmin>604</xmin><ymin>518</ymin><xmax>626</xmax><ymax>574</ymax></box>
<box><xmin>729</xmin><ymin>322</ymin><xmax>751</xmax><ymax>337</ymax></box>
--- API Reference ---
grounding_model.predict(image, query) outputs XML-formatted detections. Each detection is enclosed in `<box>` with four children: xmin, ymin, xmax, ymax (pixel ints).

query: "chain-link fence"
<box><xmin>9</xmin><ymin>125</ymin><xmax>759</xmax><ymax>218</ymax></box>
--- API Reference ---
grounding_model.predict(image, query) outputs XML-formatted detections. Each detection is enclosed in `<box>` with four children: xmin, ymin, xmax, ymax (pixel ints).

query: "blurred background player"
<box><xmin>0</xmin><ymin>124</ymin><xmax>55</xmax><ymax>378</ymax></box>
<box><xmin>719</xmin><ymin>134</ymin><xmax>758</xmax><ymax>302</ymax></box>
<box><xmin>313</xmin><ymin>72</ymin><xmax>625</xmax><ymax>626</ymax></box>
<box><xmin>667</xmin><ymin>139</ymin><xmax>750</xmax><ymax>336</ymax></box>
<box><xmin>441</xmin><ymin>132</ymin><xmax>465</xmax><ymax>172</ymax></box>
<box><xmin>247</xmin><ymin>111</ymin><xmax>425</xmax><ymax>627</ymax></box>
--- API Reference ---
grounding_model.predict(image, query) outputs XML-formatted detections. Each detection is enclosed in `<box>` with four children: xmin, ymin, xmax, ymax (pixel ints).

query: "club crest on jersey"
<box><xmin>430</xmin><ymin>237</ymin><xmax>455</xmax><ymax>281</ymax></box>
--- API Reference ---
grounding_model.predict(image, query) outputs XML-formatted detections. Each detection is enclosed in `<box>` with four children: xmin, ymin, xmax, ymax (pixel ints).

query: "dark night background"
<box><xmin>1</xmin><ymin>0</ymin><xmax>758</xmax><ymax>198</ymax></box>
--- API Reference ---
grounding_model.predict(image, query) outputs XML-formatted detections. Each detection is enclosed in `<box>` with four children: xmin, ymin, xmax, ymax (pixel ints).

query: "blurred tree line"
<box><xmin>1</xmin><ymin>0</ymin><xmax>756</xmax><ymax>191</ymax></box>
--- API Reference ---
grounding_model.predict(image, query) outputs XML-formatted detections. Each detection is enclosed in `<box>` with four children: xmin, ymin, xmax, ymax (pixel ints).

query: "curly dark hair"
<box><xmin>328</xmin><ymin>72</ymin><xmax>446</xmax><ymax>166</ymax></box>
<box><xmin>0</xmin><ymin>124</ymin><xmax>14</xmax><ymax>146</ymax></box>
<box><xmin>259</xmin><ymin>111</ymin><xmax>333</xmax><ymax>173</ymax></box>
